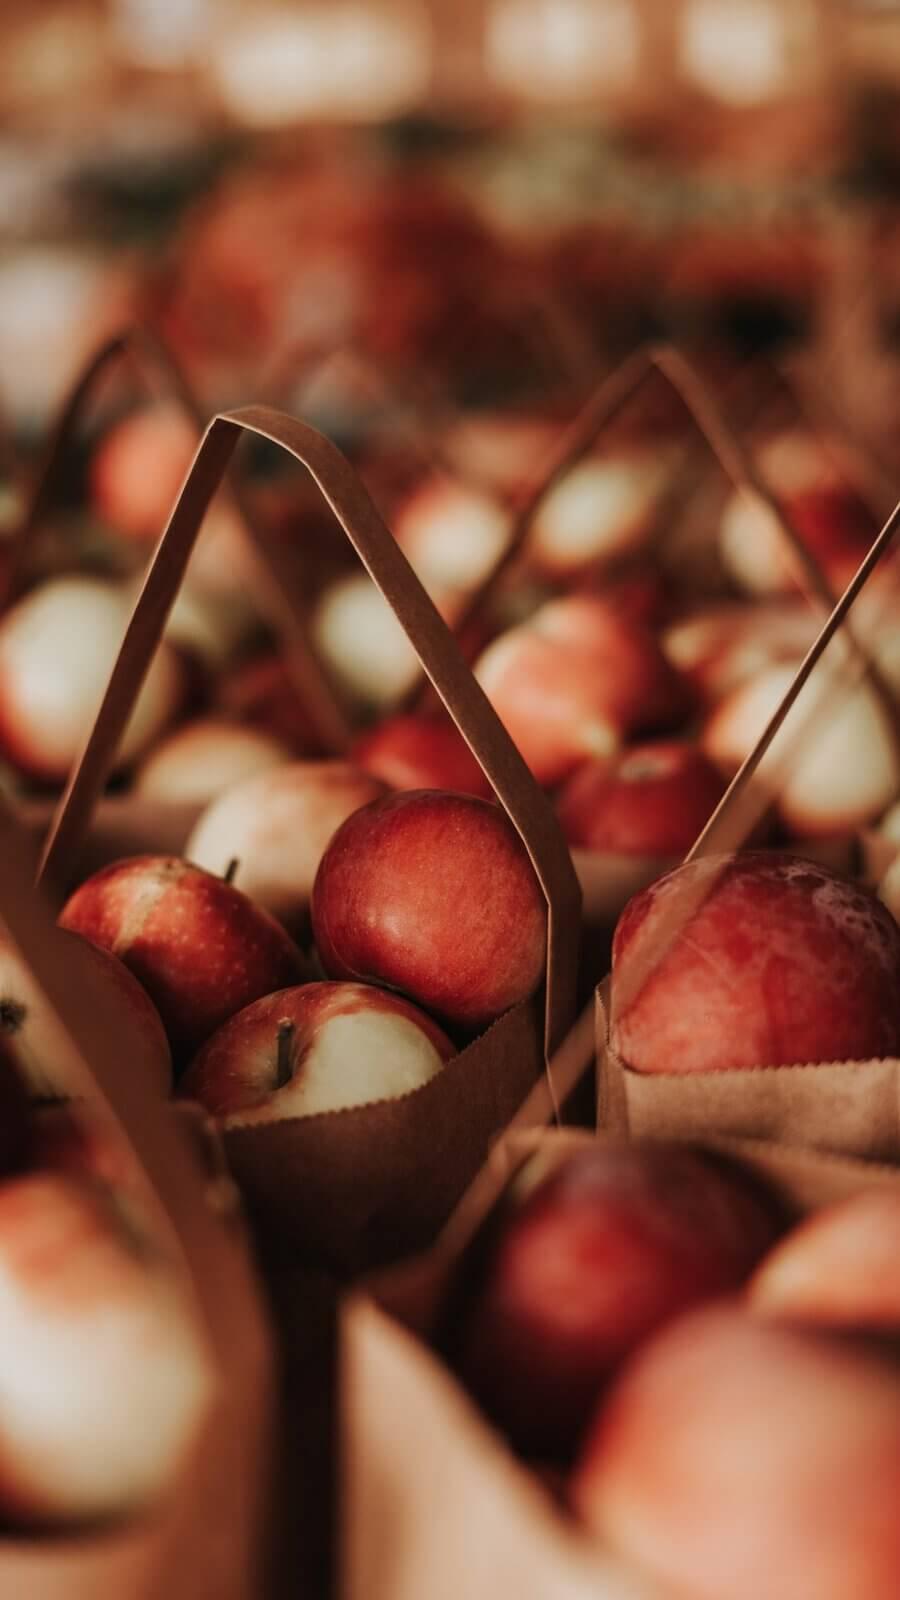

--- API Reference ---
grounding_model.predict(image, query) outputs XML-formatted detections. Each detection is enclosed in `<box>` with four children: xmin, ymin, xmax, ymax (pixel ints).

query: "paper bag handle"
<box><xmin>40</xmin><ymin>406</ymin><xmax>582</xmax><ymax>1059</ymax></box>
<box><xmin>5</xmin><ymin>324</ymin><xmax>350</xmax><ymax>754</ymax></box>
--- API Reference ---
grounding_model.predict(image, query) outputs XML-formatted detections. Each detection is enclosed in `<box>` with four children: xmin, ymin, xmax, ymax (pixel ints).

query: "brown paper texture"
<box><xmin>0</xmin><ymin>794</ymin><xmax>275</xmax><ymax>1596</ymax></box>
<box><xmin>341</xmin><ymin>1119</ymin><xmax>900</xmax><ymax>1600</ymax></box>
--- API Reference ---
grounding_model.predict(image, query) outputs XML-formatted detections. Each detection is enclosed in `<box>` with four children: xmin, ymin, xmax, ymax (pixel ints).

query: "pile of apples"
<box><xmin>431</xmin><ymin>848</ymin><xmax>900</xmax><ymax>1600</ymax></box>
<box><xmin>46</xmin><ymin>785</ymin><xmax>547</xmax><ymax>1123</ymax></box>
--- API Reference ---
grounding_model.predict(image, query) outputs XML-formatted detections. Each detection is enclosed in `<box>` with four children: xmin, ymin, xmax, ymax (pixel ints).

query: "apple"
<box><xmin>311</xmin><ymin>789</ymin><xmax>546</xmax><ymax>1029</ymax></box>
<box><xmin>311</xmin><ymin>572</ymin><xmax>438</xmax><ymax>710</ymax></box>
<box><xmin>216</xmin><ymin>651</ymin><xmax>329</xmax><ymax>756</ymax></box>
<box><xmin>526</xmin><ymin>449</ymin><xmax>675</xmax><ymax>579</ymax></box>
<box><xmin>0</xmin><ymin>927</ymin><xmax>171</xmax><ymax>1099</ymax></box>
<box><xmin>702</xmin><ymin>661</ymin><xmax>900</xmax><ymax>837</ymax></box>
<box><xmin>663</xmin><ymin>602</ymin><xmax>820</xmax><ymax>704</ymax></box>
<box><xmin>442</xmin><ymin>411</ymin><xmax>561</xmax><ymax>496</ymax></box>
<box><xmin>89</xmin><ymin>403</ymin><xmax>199</xmax><ymax>544</ymax></box>
<box><xmin>185</xmin><ymin>761</ymin><xmax>388</xmax><ymax>933</ymax></box>
<box><xmin>393</xmin><ymin>477</ymin><xmax>511</xmax><ymax>596</ymax></box>
<box><xmin>180</xmin><ymin>980</ymin><xmax>455</xmax><ymax>1121</ymax></box>
<box><xmin>611</xmin><ymin>851</ymin><xmax>900</xmax><ymax>1074</ymax></box>
<box><xmin>750</xmin><ymin>1190</ymin><xmax>900</xmax><ymax>1328</ymax></box>
<box><xmin>133</xmin><ymin>716</ymin><xmax>291</xmax><ymax>805</ymax></box>
<box><xmin>573</xmin><ymin>1305</ymin><xmax>900</xmax><ymax>1600</ymax></box>
<box><xmin>351</xmin><ymin>713</ymin><xmax>493</xmax><ymax>799</ymax></box>
<box><xmin>454</xmin><ymin>1142</ymin><xmax>782</xmax><ymax>1458</ymax></box>
<box><xmin>0</xmin><ymin>1170</ymin><xmax>210</xmax><ymax>1526</ymax></box>
<box><xmin>0</xmin><ymin>577</ymin><xmax>186</xmax><ymax>783</ymax></box>
<box><xmin>474</xmin><ymin>596</ymin><xmax>692</xmax><ymax>787</ymax></box>
<box><xmin>719</xmin><ymin>483</ymin><xmax>877</xmax><ymax>597</ymax></box>
<box><xmin>59</xmin><ymin>856</ymin><xmax>307</xmax><ymax>1064</ymax></box>
<box><xmin>556</xmin><ymin>741</ymin><xmax>728</xmax><ymax>856</ymax></box>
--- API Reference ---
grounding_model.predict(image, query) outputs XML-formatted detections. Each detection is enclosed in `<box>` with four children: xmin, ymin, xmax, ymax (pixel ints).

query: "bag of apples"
<box><xmin>34</xmin><ymin>400</ymin><xmax>582</xmax><ymax>1281</ymax></box>
<box><xmin>0</xmin><ymin>792</ymin><xmax>275</xmax><ymax>1597</ymax></box>
<box><xmin>341</xmin><ymin>1118</ymin><xmax>900</xmax><ymax>1600</ymax></box>
<box><xmin>597</xmin><ymin>479</ymin><xmax>900</xmax><ymax>1157</ymax></box>
<box><xmin>437</xmin><ymin>344</ymin><xmax>898</xmax><ymax>934</ymax></box>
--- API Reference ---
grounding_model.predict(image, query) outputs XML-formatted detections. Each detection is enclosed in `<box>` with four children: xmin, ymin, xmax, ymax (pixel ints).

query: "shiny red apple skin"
<box><xmin>351</xmin><ymin>714</ymin><xmax>493</xmax><ymax>799</ymax></box>
<box><xmin>612</xmin><ymin>852</ymin><xmax>900</xmax><ymax>1074</ymax></box>
<box><xmin>311</xmin><ymin>790</ymin><xmax>546</xmax><ymax>1030</ymax></box>
<box><xmin>556</xmin><ymin>742</ymin><xmax>727</xmax><ymax>856</ymax></box>
<box><xmin>474</xmin><ymin>596</ymin><xmax>691</xmax><ymax>788</ymax></box>
<box><xmin>573</xmin><ymin>1306</ymin><xmax>900</xmax><ymax>1600</ymax></box>
<box><xmin>454</xmin><ymin>1143</ymin><xmax>781</xmax><ymax>1458</ymax></box>
<box><xmin>180</xmin><ymin>981</ymin><xmax>456</xmax><ymax>1121</ymax></box>
<box><xmin>750</xmin><ymin>1190</ymin><xmax>900</xmax><ymax>1328</ymax></box>
<box><xmin>59</xmin><ymin>856</ymin><xmax>307</xmax><ymax>1066</ymax></box>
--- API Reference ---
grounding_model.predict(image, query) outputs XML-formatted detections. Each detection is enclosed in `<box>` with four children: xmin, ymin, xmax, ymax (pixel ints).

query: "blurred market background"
<box><xmin>3</xmin><ymin>0</ymin><xmax>900</xmax><ymax>752</ymax></box>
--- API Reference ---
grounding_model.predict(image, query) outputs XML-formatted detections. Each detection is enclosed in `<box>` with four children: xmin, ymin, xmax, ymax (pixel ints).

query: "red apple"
<box><xmin>185</xmin><ymin>761</ymin><xmax>388</xmax><ymax>933</ymax></box>
<box><xmin>0</xmin><ymin>927</ymin><xmax>171</xmax><ymax>1099</ymax></box>
<box><xmin>573</xmin><ymin>1305</ymin><xmax>900</xmax><ymax>1600</ymax></box>
<box><xmin>59</xmin><ymin>856</ymin><xmax>307</xmax><ymax>1064</ymax></box>
<box><xmin>180</xmin><ymin>980</ymin><xmax>455</xmax><ymax>1121</ymax></box>
<box><xmin>351</xmin><ymin>714</ymin><xmax>493</xmax><ymax>799</ymax></box>
<box><xmin>474</xmin><ymin>596</ymin><xmax>691</xmax><ymax>787</ymax></box>
<box><xmin>750</xmin><ymin>1190</ymin><xmax>900</xmax><ymax>1328</ymax></box>
<box><xmin>216</xmin><ymin>651</ymin><xmax>329</xmax><ymax>757</ymax></box>
<box><xmin>611</xmin><ymin>852</ymin><xmax>900</xmax><ymax>1074</ymax></box>
<box><xmin>0</xmin><ymin>1170</ymin><xmax>210</xmax><ymax>1526</ymax></box>
<box><xmin>702</xmin><ymin>661</ymin><xmax>900</xmax><ymax>836</ymax></box>
<box><xmin>0</xmin><ymin>577</ymin><xmax>185</xmax><ymax>783</ymax></box>
<box><xmin>556</xmin><ymin>741</ymin><xmax>727</xmax><ymax>856</ymax></box>
<box><xmin>454</xmin><ymin>1142</ymin><xmax>782</xmax><ymax>1457</ymax></box>
<box><xmin>311</xmin><ymin>789</ymin><xmax>546</xmax><ymax>1029</ymax></box>
<box><xmin>133</xmin><ymin>716</ymin><xmax>291</xmax><ymax>805</ymax></box>
<box><xmin>393</xmin><ymin>477</ymin><xmax>511</xmax><ymax>596</ymax></box>
<box><xmin>89</xmin><ymin>403</ymin><xmax>198</xmax><ymax>544</ymax></box>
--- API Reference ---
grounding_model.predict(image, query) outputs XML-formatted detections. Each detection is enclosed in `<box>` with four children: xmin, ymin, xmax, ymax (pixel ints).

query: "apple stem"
<box><xmin>223</xmin><ymin>858</ymin><xmax>240</xmax><ymax>885</ymax></box>
<box><xmin>276</xmin><ymin>1021</ymin><xmax>296</xmax><ymax>1088</ymax></box>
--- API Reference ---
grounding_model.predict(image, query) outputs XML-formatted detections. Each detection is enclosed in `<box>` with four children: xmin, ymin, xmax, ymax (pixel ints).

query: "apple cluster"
<box><xmin>49</xmin><ymin>786</ymin><xmax>546</xmax><ymax>1124</ymax></box>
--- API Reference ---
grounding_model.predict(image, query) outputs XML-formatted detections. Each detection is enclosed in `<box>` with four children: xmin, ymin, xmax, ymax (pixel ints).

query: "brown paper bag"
<box><xmin>340</xmin><ymin>1114</ymin><xmax>900</xmax><ymax>1600</ymax></box>
<box><xmin>0</xmin><ymin>794</ymin><xmax>275</xmax><ymax>1598</ymax></box>
<box><xmin>37</xmin><ymin>402</ymin><xmax>582</xmax><ymax>1277</ymax></box>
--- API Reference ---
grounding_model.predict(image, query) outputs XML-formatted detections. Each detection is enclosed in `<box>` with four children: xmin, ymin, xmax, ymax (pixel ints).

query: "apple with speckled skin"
<box><xmin>454</xmin><ymin>1142</ymin><xmax>782</xmax><ymax>1458</ymax></box>
<box><xmin>556</xmin><ymin>742</ymin><xmax>727</xmax><ymax>856</ymax></box>
<box><xmin>59</xmin><ymin>857</ymin><xmax>306</xmax><ymax>1065</ymax></box>
<box><xmin>312</xmin><ymin>789</ymin><xmax>546</xmax><ymax>1030</ymax></box>
<box><xmin>474</xmin><ymin>596</ymin><xmax>691</xmax><ymax>788</ymax></box>
<box><xmin>0</xmin><ymin>928</ymin><xmax>171</xmax><ymax>1099</ymax></box>
<box><xmin>180</xmin><ymin>981</ymin><xmax>455</xmax><ymax>1121</ymax></box>
<box><xmin>573</xmin><ymin>1305</ymin><xmax>900</xmax><ymax>1600</ymax></box>
<box><xmin>352</xmin><ymin>714</ymin><xmax>492</xmax><ymax>799</ymax></box>
<box><xmin>611</xmin><ymin>852</ymin><xmax>900</xmax><ymax>1074</ymax></box>
<box><xmin>0</xmin><ymin>1170</ymin><xmax>211</xmax><ymax>1527</ymax></box>
<box><xmin>750</xmin><ymin>1190</ymin><xmax>900</xmax><ymax>1328</ymax></box>
<box><xmin>185</xmin><ymin>761</ymin><xmax>388</xmax><ymax>934</ymax></box>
